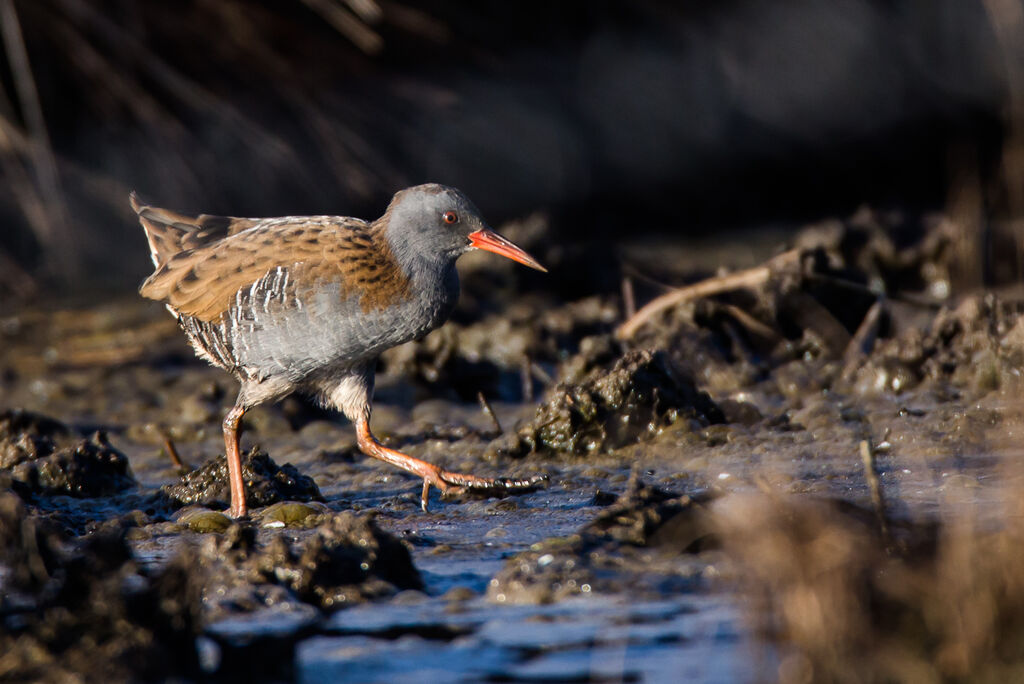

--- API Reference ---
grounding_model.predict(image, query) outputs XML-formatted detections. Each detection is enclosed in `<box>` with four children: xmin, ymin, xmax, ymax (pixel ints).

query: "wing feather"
<box><xmin>132</xmin><ymin>195</ymin><xmax>414</xmax><ymax>323</ymax></box>
<box><xmin>136</xmin><ymin>212</ymin><xmax>414</xmax><ymax>324</ymax></box>
<box><xmin>130</xmin><ymin>191</ymin><xmax>261</xmax><ymax>267</ymax></box>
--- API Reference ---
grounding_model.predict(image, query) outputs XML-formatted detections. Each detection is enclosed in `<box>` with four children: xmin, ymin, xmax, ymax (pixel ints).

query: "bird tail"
<box><xmin>129</xmin><ymin>191</ymin><xmax>257</xmax><ymax>268</ymax></box>
<box><xmin>130</xmin><ymin>191</ymin><xmax>205</xmax><ymax>268</ymax></box>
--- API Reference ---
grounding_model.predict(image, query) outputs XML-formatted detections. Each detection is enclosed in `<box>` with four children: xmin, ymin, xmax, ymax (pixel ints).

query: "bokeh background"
<box><xmin>0</xmin><ymin>0</ymin><xmax>1021</xmax><ymax>299</ymax></box>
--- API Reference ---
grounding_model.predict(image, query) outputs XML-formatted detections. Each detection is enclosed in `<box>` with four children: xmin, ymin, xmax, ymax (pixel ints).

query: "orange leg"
<box><xmin>223</xmin><ymin>405</ymin><xmax>248</xmax><ymax>518</ymax></box>
<box><xmin>354</xmin><ymin>418</ymin><xmax>544</xmax><ymax>511</ymax></box>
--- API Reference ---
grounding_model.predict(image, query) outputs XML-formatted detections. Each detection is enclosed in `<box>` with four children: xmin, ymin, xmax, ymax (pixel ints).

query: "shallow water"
<box><xmin>299</xmin><ymin>594</ymin><xmax>754</xmax><ymax>683</ymax></box>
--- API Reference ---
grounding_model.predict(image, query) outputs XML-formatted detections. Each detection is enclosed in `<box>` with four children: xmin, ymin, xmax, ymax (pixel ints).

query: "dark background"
<box><xmin>0</xmin><ymin>0</ymin><xmax>1020</xmax><ymax>297</ymax></box>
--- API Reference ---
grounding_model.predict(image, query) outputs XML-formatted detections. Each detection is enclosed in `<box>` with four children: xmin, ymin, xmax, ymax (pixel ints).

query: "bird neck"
<box><xmin>373</xmin><ymin>218</ymin><xmax>458</xmax><ymax>288</ymax></box>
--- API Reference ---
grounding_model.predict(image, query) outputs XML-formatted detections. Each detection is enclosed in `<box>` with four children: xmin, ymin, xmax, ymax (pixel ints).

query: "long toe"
<box><xmin>443</xmin><ymin>472</ymin><xmax>548</xmax><ymax>492</ymax></box>
<box><xmin>420</xmin><ymin>477</ymin><xmax>466</xmax><ymax>511</ymax></box>
<box><xmin>419</xmin><ymin>468</ymin><xmax>547</xmax><ymax>509</ymax></box>
<box><xmin>490</xmin><ymin>474</ymin><xmax>549</xmax><ymax>490</ymax></box>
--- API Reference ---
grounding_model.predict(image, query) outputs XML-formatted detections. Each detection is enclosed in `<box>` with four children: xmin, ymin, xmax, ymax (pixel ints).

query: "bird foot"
<box><xmin>355</xmin><ymin>420</ymin><xmax>547</xmax><ymax>511</ymax></box>
<box><xmin>420</xmin><ymin>470</ymin><xmax>548</xmax><ymax>511</ymax></box>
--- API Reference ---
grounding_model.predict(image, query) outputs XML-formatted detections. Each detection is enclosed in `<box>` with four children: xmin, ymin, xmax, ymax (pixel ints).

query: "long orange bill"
<box><xmin>467</xmin><ymin>229</ymin><xmax>547</xmax><ymax>272</ymax></box>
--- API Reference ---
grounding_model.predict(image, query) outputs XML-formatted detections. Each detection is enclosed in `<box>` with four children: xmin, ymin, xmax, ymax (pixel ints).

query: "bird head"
<box><xmin>381</xmin><ymin>184</ymin><xmax>546</xmax><ymax>272</ymax></box>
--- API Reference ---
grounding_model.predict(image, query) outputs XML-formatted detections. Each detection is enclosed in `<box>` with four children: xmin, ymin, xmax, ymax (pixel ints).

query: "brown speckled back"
<box><xmin>138</xmin><ymin>215</ymin><xmax>413</xmax><ymax>322</ymax></box>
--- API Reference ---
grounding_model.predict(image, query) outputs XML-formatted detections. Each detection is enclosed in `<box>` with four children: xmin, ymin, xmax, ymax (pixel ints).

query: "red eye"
<box><xmin>443</xmin><ymin>211</ymin><xmax>458</xmax><ymax>224</ymax></box>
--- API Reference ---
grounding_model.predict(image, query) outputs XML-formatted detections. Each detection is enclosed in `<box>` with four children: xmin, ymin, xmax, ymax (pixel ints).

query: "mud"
<box><xmin>492</xmin><ymin>345</ymin><xmax>723</xmax><ymax>457</ymax></box>
<box><xmin>488</xmin><ymin>474</ymin><xmax>716</xmax><ymax>604</ymax></box>
<box><xmin>0</xmin><ymin>492</ymin><xmax>202</xmax><ymax>683</ymax></box>
<box><xmin>848</xmin><ymin>294</ymin><xmax>1024</xmax><ymax>397</ymax></box>
<box><xmin>3</xmin><ymin>209</ymin><xmax>1024</xmax><ymax>681</ymax></box>
<box><xmin>163</xmin><ymin>447</ymin><xmax>323</xmax><ymax>509</ymax></box>
<box><xmin>187</xmin><ymin>512</ymin><xmax>422</xmax><ymax>619</ymax></box>
<box><xmin>380</xmin><ymin>295</ymin><xmax>621</xmax><ymax>402</ymax></box>
<box><xmin>0</xmin><ymin>409</ymin><xmax>135</xmax><ymax>497</ymax></box>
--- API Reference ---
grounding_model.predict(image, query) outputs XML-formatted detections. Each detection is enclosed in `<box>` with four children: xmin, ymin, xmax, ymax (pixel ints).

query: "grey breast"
<box><xmin>210</xmin><ymin>259</ymin><xmax>460</xmax><ymax>383</ymax></box>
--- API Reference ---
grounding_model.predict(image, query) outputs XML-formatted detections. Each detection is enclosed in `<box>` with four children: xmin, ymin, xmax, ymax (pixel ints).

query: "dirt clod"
<box><xmin>488</xmin><ymin>476</ymin><xmax>714</xmax><ymax>604</ymax></box>
<box><xmin>0</xmin><ymin>491</ymin><xmax>201</xmax><ymax>683</ymax></box>
<box><xmin>495</xmin><ymin>348</ymin><xmax>723</xmax><ymax>456</ymax></box>
<box><xmin>581</xmin><ymin>472</ymin><xmax>716</xmax><ymax>549</ymax></box>
<box><xmin>192</xmin><ymin>512</ymin><xmax>423</xmax><ymax>618</ymax></box>
<box><xmin>162</xmin><ymin>447</ymin><xmax>323</xmax><ymax>510</ymax></box>
<box><xmin>848</xmin><ymin>294</ymin><xmax>1024</xmax><ymax>397</ymax></box>
<box><xmin>1</xmin><ymin>409</ymin><xmax>135</xmax><ymax>496</ymax></box>
<box><xmin>0</xmin><ymin>409</ymin><xmax>70</xmax><ymax>465</ymax></box>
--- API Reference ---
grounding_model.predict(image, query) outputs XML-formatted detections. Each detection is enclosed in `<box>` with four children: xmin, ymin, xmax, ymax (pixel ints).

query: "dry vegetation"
<box><xmin>719</xmin><ymin>480</ymin><xmax>1024</xmax><ymax>684</ymax></box>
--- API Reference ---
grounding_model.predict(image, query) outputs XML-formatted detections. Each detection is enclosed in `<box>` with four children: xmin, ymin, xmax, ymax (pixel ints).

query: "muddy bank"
<box><xmin>1</xmin><ymin>408</ymin><xmax>135</xmax><ymax>498</ymax></box>
<box><xmin>0</xmin><ymin>491</ymin><xmax>202</xmax><ymax>683</ymax></box>
<box><xmin>491</xmin><ymin>346</ymin><xmax>724</xmax><ymax>458</ymax></box>
<box><xmin>3</xmin><ymin>208</ymin><xmax>1024</xmax><ymax>680</ymax></box>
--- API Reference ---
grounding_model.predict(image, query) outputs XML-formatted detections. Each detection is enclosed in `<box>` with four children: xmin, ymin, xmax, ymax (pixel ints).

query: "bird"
<box><xmin>132</xmin><ymin>184</ymin><xmax>547</xmax><ymax>518</ymax></box>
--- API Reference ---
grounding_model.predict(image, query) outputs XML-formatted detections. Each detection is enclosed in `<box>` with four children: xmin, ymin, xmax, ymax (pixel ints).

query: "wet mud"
<box><xmin>492</xmin><ymin>346</ymin><xmax>723</xmax><ymax>457</ymax></box>
<box><xmin>0</xmin><ymin>491</ymin><xmax>202</xmax><ymax>683</ymax></box>
<box><xmin>488</xmin><ymin>474</ymin><xmax>716</xmax><ymax>605</ymax></box>
<box><xmin>1</xmin><ymin>409</ymin><xmax>135</xmax><ymax>497</ymax></box>
<box><xmin>3</xmin><ymin>210</ymin><xmax>1024</xmax><ymax>681</ymax></box>
<box><xmin>164</xmin><ymin>448</ymin><xmax>323</xmax><ymax>509</ymax></box>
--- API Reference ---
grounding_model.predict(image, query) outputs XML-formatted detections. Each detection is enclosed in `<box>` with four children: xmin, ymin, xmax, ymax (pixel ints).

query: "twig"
<box><xmin>161</xmin><ymin>431</ymin><xmax>190</xmax><ymax>472</ymax></box>
<box><xmin>520</xmin><ymin>355</ymin><xmax>534</xmax><ymax>402</ymax></box>
<box><xmin>616</xmin><ymin>249</ymin><xmax>801</xmax><ymax>340</ymax></box>
<box><xmin>621</xmin><ymin>276</ymin><xmax>636</xmax><ymax>320</ymax></box>
<box><xmin>803</xmin><ymin>272</ymin><xmax>880</xmax><ymax>297</ymax></box>
<box><xmin>860</xmin><ymin>440</ymin><xmax>891</xmax><ymax>547</ymax></box>
<box><xmin>719</xmin><ymin>303</ymin><xmax>780</xmax><ymax>342</ymax></box>
<box><xmin>619</xmin><ymin>264</ymin><xmax>680</xmax><ymax>292</ymax></box>
<box><xmin>717</xmin><ymin>320</ymin><xmax>751</xmax><ymax>366</ymax></box>
<box><xmin>779</xmin><ymin>290</ymin><xmax>851</xmax><ymax>357</ymax></box>
<box><xmin>476</xmin><ymin>391</ymin><xmax>503</xmax><ymax>434</ymax></box>
<box><xmin>838</xmin><ymin>298</ymin><xmax>885</xmax><ymax>385</ymax></box>
<box><xmin>529</xmin><ymin>362</ymin><xmax>552</xmax><ymax>386</ymax></box>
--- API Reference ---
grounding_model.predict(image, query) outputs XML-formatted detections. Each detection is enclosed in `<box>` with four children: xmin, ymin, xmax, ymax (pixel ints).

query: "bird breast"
<box><xmin>206</xmin><ymin>259</ymin><xmax>460</xmax><ymax>382</ymax></box>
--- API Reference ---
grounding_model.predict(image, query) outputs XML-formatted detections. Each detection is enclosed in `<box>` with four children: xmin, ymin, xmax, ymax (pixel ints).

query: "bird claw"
<box><xmin>419</xmin><ymin>472</ymin><xmax>548</xmax><ymax>511</ymax></box>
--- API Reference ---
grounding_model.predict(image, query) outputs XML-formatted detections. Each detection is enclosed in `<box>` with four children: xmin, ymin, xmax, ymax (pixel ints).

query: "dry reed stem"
<box><xmin>0</xmin><ymin>0</ymin><xmax>74</xmax><ymax>278</ymax></box>
<box><xmin>616</xmin><ymin>249</ymin><xmax>801</xmax><ymax>340</ymax></box>
<box><xmin>477</xmin><ymin>391</ymin><xmax>503</xmax><ymax>434</ymax></box>
<box><xmin>301</xmin><ymin>0</ymin><xmax>383</xmax><ymax>54</ymax></box>
<box><xmin>859</xmin><ymin>439</ymin><xmax>890</xmax><ymax>548</ymax></box>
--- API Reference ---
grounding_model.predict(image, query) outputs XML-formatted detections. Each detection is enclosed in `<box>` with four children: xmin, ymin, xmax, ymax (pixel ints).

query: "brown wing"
<box><xmin>130</xmin><ymin>191</ymin><xmax>260</xmax><ymax>267</ymax></box>
<box><xmin>137</xmin><ymin>212</ymin><xmax>411</xmax><ymax>323</ymax></box>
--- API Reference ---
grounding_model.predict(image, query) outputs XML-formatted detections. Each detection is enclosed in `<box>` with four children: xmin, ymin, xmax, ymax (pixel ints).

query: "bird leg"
<box><xmin>354</xmin><ymin>419</ymin><xmax>544</xmax><ymax>511</ymax></box>
<box><xmin>223</xmin><ymin>404</ymin><xmax>248</xmax><ymax>518</ymax></box>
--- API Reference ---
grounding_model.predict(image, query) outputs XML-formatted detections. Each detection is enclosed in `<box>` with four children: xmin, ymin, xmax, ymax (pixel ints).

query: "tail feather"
<box><xmin>129</xmin><ymin>192</ymin><xmax>258</xmax><ymax>267</ymax></box>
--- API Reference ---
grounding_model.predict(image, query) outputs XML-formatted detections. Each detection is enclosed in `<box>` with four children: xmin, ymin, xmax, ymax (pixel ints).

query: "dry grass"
<box><xmin>717</xmin><ymin>479</ymin><xmax>1024</xmax><ymax>683</ymax></box>
<box><xmin>0</xmin><ymin>0</ymin><xmax>468</xmax><ymax>290</ymax></box>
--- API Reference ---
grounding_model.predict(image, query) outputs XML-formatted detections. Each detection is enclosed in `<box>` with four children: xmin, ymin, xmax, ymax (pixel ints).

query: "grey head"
<box><xmin>379</xmin><ymin>184</ymin><xmax>546</xmax><ymax>275</ymax></box>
